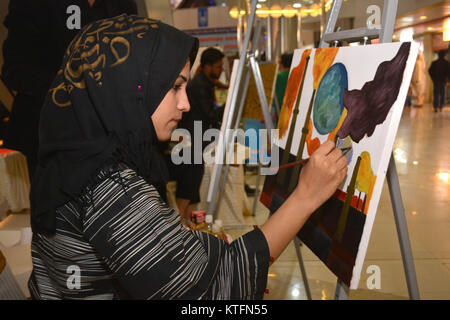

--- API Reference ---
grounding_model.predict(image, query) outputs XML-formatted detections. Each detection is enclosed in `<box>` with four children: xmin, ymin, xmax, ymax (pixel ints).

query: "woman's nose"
<box><xmin>179</xmin><ymin>91</ymin><xmax>190</xmax><ymax>112</ymax></box>
<box><xmin>178</xmin><ymin>98</ymin><xmax>191</xmax><ymax>112</ymax></box>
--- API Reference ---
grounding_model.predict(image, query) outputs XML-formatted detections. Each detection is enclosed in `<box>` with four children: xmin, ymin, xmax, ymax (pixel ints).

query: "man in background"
<box><xmin>275</xmin><ymin>53</ymin><xmax>293</xmax><ymax>114</ymax></box>
<box><xmin>1</xmin><ymin>0</ymin><xmax>137</xmax><ymax>181</ymax></box>
<box><xmin>428</xmin><ymin>49</ymin><xmax>450</xmax><ymax>113</ymax></box>
<box><xmin>183</xmin><ymin>47</ymin><xmax>225</xmax><ymax>131</ymax></box>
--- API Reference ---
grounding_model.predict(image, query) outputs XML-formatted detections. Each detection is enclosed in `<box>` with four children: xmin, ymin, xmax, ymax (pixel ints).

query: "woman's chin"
<box><xmin>159</xmin><ymin>133</ymin><xmax>171</xmax><ymax>141</ymax></box>
<box><xmin>163</xmin><ymin>128</ymin><xmax>176</xmax><ymax>141</ymax></box>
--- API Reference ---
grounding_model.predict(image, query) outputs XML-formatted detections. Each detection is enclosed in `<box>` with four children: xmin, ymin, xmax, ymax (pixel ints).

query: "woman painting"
<box><xmin>28</xmin><ymin>15</ymin><xmax>347</xmax><ymax>299</ymax></box>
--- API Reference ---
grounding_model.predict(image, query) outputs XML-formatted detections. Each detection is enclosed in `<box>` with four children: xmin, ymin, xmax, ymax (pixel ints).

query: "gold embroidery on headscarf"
<box><xmin>131</xmin><ymin>17</ymin><xmax>157</xmax><ymax>25</ymax></box>
<box><xmin>50</xmin><ymin>82</ymin><xmax>72</xmax><ymax>108</ymax></box>
<box><xmin>110</xmin><ymin>36</ymin><xmax>130</xmax><ymax>67</ymax></box>
<box><xmin>87</xmin><ymin>20</ymin><xmax>115</xmax><ymax>37</ymax></box>
<box><xmin>51</xmin><ymin>17</ymin><xmax>155</xmax><ymax>107</ymax></box>
<box><xmin>104</xmin><ymin>25</ymin><xmax>149</xmax><ymax>36</ymax></box>
<box><xmin>94</xmin><ymin>72</ymin><xmax>102</xmax><ymax>81</ymax></box>
<box><xmin>116</xmin><ymin>22</ymin><xmax>128</xmax><ymax>29</ymax></box>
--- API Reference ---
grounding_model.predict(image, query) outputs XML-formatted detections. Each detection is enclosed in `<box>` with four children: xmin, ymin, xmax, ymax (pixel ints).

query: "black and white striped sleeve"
<box><xmin>80</xmin><ymin>167</ymin><xmax>270</xmax><ymax>299</ymax></box>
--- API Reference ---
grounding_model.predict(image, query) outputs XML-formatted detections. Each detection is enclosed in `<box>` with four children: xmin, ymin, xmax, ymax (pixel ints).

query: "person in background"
<box><xmin>1</xmin><ymin>0</ymin><xmax>137</xmax><ymax>181</ymax></box>
<box><xmin>411</xmin><ymin>51</ymin><xmax>426</xmax><ymax>108</ymax></box>
<box><xmin>274</xmin><ymin>53</ymin><xmax>293</xmax><ymax>116</ymax></box>
<box><xmin>173</xmin><ymin>47</ymin><xmax>225</xmax><ymax>222</ymax></box>
<box><xmin>428</xmin><ymin>49</ymin><xmax>450</xmax><ymax>113</ymax></box>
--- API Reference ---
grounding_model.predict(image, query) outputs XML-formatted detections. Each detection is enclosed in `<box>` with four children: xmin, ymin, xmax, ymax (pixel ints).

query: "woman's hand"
<box><xmin>260</xmin><ymin>141</ymin><xmax>349</xmax><ymax>261</ymax></box>
<box><xmin>294</xmin><ymin>140</ymin><xmax>348</xmax><ymax>213</ymax></box>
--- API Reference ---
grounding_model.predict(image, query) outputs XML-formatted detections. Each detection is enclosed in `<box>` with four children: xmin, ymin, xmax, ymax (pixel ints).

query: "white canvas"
<box><xmin>207</xmin><ymin>59</ymin><xmax>240</xmax><ymax>203</ymax></box>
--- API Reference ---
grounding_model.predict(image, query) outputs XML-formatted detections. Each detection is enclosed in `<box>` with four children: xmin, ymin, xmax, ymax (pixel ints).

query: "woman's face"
<box><xmin>152</xmin><ymin>60</ymin><xmax>191</xmax><ymax>141</ymax></box>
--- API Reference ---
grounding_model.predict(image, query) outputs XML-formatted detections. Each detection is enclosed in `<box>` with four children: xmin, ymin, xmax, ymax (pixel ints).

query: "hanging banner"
<box><xmin>198</xmin><ymin>7</ymin><xmax>208</xmax><ymax>27</ymax></box>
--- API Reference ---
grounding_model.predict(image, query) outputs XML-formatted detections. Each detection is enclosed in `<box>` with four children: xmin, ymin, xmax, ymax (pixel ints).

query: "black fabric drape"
<box><xmin>1</xmin><ymin>0</ymin><xmax>138</xmax><ymax>179</ymax></box>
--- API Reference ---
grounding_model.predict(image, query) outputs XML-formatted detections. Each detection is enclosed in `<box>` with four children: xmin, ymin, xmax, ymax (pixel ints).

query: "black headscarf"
<box><xmin>30</xmin><ymin>15</ymin><xmax>199</xmax><ymax>235</ymax></box>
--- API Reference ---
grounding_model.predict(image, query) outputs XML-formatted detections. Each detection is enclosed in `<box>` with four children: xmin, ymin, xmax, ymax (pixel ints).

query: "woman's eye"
<box><xmin>173</xmin><ymin>84</ymin><xmax>182</xmax><ymax>91</ymax></box>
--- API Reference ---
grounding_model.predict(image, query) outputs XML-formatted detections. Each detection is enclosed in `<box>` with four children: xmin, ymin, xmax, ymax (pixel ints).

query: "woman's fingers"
<box><xmin>327</xmin><ymin>147</ymin><xmax>344</xmax><ymax>162</ymax></box>
<box><xmin>339</xmin><ymin>166</ymin><xmax>348</xmax><ymax>182</ymax></box>
<box><xmin>337</xmin><ymin>155</ymin><xmax>348</xmax><ymax>171</ymax></box>
<box><xmin>313</xmin><ymin>140</ymin><xmax>335</xmax><ymax>156</ymax></box>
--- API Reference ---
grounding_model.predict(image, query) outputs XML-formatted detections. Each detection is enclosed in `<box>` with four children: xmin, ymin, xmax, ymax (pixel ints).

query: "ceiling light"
<box><xmin>256</xmin><ymin>5</ymin><xmax>269</xmax><ymax>18</ymax></box>
<box><xmin>437</xmin><ymin>170</ymin><xmax>449</xmax><ymax>184</ymax></box>
<box><xmin>283</xmin><ymin>5</ymin><xmax>297</xmax><ymax>18</ymax></box>
<box><xmin>444</xmin><ymin>19</ymin><xmax>450</xmax><ymax>41</ymax></box>
<box><xmin>444</xmin><ymin>30</ymin><xmax>450</xmax><ymax>41</ymax></box>
<box><xmin>228</xmin><ymin>7</ymin><xmax>245</xmax><ymax>19</ymax></box>
<box><xmin>270</xmin><ymin>5</ymin><xmax>282</xmax><ymax>18</ymax></box>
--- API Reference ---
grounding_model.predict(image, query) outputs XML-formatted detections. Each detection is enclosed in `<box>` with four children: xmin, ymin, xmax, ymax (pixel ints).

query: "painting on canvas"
<box><xmin>242</xmin><ymin>63</ymin><xmax>278</xmax><ymax>120</ymax></box>
<box><xmin>260</xmin><ymin>42</ymin><xmax>419</xmax><ymax>289</ymax></box>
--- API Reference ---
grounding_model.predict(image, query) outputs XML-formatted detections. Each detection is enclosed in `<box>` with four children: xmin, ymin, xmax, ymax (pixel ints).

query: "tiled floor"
<box><xmin>234</xmin><ymin>104</ymin><xmax>450</xmax><ymax>300</ymax></box>
<box><xmin>1</xmin><ymin>104</ymin><xmax>448</xmax><ymax>300</ymax></box>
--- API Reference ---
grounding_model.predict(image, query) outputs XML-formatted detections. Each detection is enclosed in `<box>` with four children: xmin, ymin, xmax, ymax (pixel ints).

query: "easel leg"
<box><xmin>387</xmin><ymin>155</ymin><xmax>420</xmax><ymax>300</ymax></box>
<box><xmin>212</xmin><ymin>67</ymin><xmax>251</xmax><ymax>219</ymax></box>
<box><xmin>251</xmin><ymin>164</ymin><xmax>262</xmax><ymax>216</ymax></box>
<box><xmin>334</xmin><ymin>280</ymin><xmax>349</xmax><ymax>300</ymax></box>
<box><xmin>294</xmin><ymin>237</ymin><xmax>312</xmax><ymax>300</ymax></box>
<box><xmin>213</xmin><ymin>162</ymin><xmax>231</xmax><ymax>220</ymax></box>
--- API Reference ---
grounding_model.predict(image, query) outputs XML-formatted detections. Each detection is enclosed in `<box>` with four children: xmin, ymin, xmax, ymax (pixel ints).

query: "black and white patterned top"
<box><xmin>28</xmin><ymin>163</ymin><xmax>270</xmax><ymax>299</ymax></box>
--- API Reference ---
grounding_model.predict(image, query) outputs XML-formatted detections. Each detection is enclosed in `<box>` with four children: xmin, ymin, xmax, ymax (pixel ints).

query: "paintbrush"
<box><xmin>271</xmin><ymin>159</ymin><xmax>309</xmax><ymax>174</ymax></box>
<box><xmin>340</xmin><ymin>147</ymin><xmax>352</xmax><ymax>156</ymax></box>
<box><xmin>272</xmin><ymin>146</ymin><xmax>350</xmax><ymax>173</ymax></box>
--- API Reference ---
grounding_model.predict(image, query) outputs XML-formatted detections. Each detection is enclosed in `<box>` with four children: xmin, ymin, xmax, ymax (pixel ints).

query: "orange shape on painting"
<box><xmin>356</xmin><ymin>151</ymin><xmax>377</xmax><ymax>214</ymax></box>
<box><xmin>312</xmin><ymin>47</ymin><xmax>339</xmax><ymax>89</ymax></box>
<box><xmin>306</xmin><ymin>118</ymin><xmax>321</xmax><ymax>156</ymax></box>
<box><xmin>278</xmin><ymin>49</ymin><xmax>312</xmax><ymax>138</ymax></box>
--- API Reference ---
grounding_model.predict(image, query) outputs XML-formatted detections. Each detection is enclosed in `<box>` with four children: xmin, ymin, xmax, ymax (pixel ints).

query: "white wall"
<box><xmin>173</xmin><ymin>6</ymin><xmax>237</xmax><ymax>30</ymax></box>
